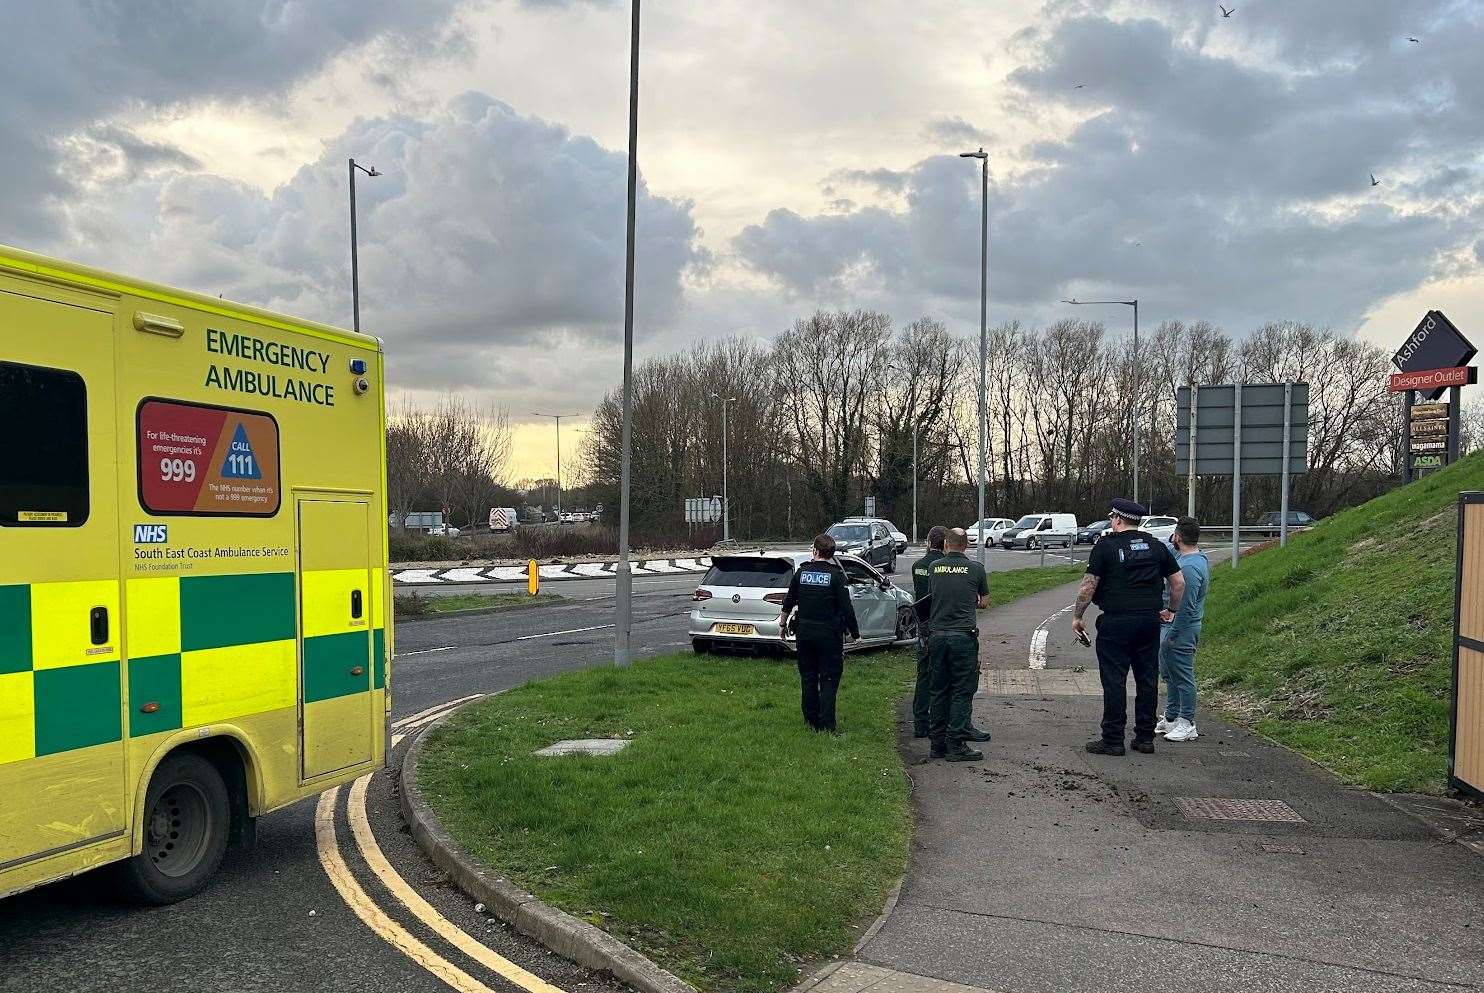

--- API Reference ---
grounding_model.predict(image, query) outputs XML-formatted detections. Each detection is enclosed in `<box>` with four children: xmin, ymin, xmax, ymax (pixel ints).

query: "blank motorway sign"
<box><xmin>1175</xmin><ymin>383</ymin><xmax>1308</xmax><ymax>477</ymax></box>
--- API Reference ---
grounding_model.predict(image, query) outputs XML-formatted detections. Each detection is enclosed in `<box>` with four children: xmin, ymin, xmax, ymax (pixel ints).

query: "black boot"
<box><xmin>944</xmin><ymin>742</ymin><xmax>983</xmax><ymax>762</ymax></box>
<box><xmin>962</xmin><ymin>725</ymin><xmax>991</xmax><ymax>743</ymax></box>
<box><xmin>1130</xmin><ymin>738</ymin><xmax>1155</xmax><ymax>754</ymax></box>
<box><xmin>913</xmin><ymin>724</ymin><xmax>931</xmax><ymax>739</ymax></box>
<box><xmin>929</xmin><ymin>738</ymin><xmax>948</xmax><ymax>759</ymax></box>
<box><xmin>1085</xmin><ymin>739</ymin><xmax>1126</xmax><ymax>756</ymax></box>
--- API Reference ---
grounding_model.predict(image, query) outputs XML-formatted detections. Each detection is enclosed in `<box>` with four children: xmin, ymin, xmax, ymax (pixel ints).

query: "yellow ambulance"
<box><xmin>0</xmin><ymin>245</ymin><xmax>391</xmax><ymax>902</ymax></box>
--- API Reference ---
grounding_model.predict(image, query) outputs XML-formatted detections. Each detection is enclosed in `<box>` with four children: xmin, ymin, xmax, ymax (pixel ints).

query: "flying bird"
<box><xmin>1370</xmin><ymin>172</ymin><xmax>1381</xmax><ymax>187</ymax></box>
<box><xmin>1407</xmin><ymin>37</ymin><xmax>1421</xmax><ymax>43</ymax></box>
<box><xmin>1073</xmin><ymin>83</ymin><xmax>1086</xmax><ymax>89</ymax></box>
<box><xmin>1219</xmin><ymin>5</ymin><xmax>1235</xmax><ymax>17</ymax></box>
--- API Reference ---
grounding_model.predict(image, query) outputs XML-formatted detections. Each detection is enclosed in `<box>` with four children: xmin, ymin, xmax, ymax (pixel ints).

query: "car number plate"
<box><xmin>714</xmin><ymin>623</ymin><xmax>754</xmax><ymax>636</ymax></box>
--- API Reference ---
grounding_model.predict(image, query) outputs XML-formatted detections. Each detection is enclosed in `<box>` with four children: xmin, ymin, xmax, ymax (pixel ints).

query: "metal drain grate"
<box><xmin>1175</xmin><ymin>797</ymin><xmax>1306</xmax><ymax>823</ymax></box>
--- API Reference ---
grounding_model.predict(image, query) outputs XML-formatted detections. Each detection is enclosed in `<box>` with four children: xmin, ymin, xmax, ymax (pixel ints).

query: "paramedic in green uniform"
<box><xmin>927</xmin><ymin>528</ymin><xmax>989</xmax><ymax>761</ymax></box>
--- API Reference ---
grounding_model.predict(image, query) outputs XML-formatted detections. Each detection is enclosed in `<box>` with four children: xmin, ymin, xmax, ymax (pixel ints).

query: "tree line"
<box><xmin>579</xmin><ymin>309</ymin><xmax>1427</xmax><ymax>540</ymax></box>
<box><xmin>386</xmin><ymin>400</ymin><xmax>516</xmax><ymax>529</ymax></box>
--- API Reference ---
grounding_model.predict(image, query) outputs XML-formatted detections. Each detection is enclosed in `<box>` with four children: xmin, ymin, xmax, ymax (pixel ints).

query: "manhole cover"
<box><xmin>1175</xmin><ymin>797</ymin><xmax>1306</xmax><ymax>823</ymax></box>
<box><xmin>535</xmin><ymin>738</ymin><xmax>632</xmax><ymax>757</ymax></box>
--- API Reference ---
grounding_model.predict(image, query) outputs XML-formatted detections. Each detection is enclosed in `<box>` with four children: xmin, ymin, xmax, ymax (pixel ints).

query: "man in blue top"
<box><xmin>1157</xmin><ymin>517</ymin><xmax>1209</xmax><ymax>743</ymax></box>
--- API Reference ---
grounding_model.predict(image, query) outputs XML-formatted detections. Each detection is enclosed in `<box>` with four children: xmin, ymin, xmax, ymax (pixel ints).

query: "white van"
<box><xmin>489</xmin><ymin>506</ymin><xmax>520</xmax><ymax>532</ymax></box>
<box><xmin>999</xmin><ymin>512</ymin><xmax>1079</xmax><ymax>550</ymax></box>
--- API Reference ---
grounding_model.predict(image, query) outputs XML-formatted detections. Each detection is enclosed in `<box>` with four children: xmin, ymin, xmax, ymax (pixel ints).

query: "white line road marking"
<box><xmin>569</xmin><ymin>563</ymin><xmax>614</xmax><ymax>577</ymax></box>
<box><xmin>314</xmin><ymin>788</ymin><xmax>504</xmax><ymax>993</ymax></box>
<box><xmin>395</xmin><ymin>646</ymin><xmax>455</xmax><ymax>658</ymax></box>
<box><xmin>439</xmin><ymin>568</ymin><xmax>489</xmax><ymax>584</ymax></box>
<box><xmin>1030</xmin><ymin>605</ymin><xmax>1074</xmax><ymax>669</ymax></box>
<box><xmin>515</xmin><ymin>623</ymin><xmax>613</xmax><ymax>641</ymax></box>
<box><xmin>345</xmin><ymin>777</ymin><xmax>568</xmax><ymax>993</ymax></box>
<box><xmin>393</xmin><ymin>694</ymin><xmax>484</xmax><ymax>731</ymax></box>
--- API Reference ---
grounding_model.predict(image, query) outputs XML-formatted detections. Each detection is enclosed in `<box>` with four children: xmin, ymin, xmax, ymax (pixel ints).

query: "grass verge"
<box><xmin>418</xmin><ymin>563</ymin><xmax>1086</xmax><ymax>993</ymax></box>
<box><xmin>394</xmin><ymin>591</ymin><xmax>559</xmax><ymax>620</ymax></box>
<box><xmin>1199</xmin><ymin>452</ymin><xmax>1484</xmax><ymax>793</ymax></box>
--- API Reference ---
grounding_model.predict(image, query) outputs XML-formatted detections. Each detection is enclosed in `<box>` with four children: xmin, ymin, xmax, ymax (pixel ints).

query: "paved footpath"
<box><xmin>822</xmin><ymin>579</ymin><xmax>1484</xmax><ymax>993</ymax></box>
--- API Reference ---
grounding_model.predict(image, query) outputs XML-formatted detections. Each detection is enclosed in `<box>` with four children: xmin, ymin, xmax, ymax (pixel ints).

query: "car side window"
<box><xmin>1038</xmin><ymin>519</ymin><xmax>1052</xmax><ymax>530</ymax></box>
<box><xmin>840</xmin><ymin>557</ymin><xmax>875</xmax><ymax>585</ymax></box>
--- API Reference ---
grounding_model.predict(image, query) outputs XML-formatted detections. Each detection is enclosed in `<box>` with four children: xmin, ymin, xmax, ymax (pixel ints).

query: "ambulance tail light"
<box><xmin>692</xmin><ymin>588</ymin><xmax>712</xmax><ymax>602</ymax></box>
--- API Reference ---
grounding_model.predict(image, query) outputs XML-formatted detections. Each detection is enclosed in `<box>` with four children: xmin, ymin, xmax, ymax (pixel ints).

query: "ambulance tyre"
<box><xmin>116</xmin><ymin>752</ymin><xmax>230</xmax><ymax>904</ymax></box>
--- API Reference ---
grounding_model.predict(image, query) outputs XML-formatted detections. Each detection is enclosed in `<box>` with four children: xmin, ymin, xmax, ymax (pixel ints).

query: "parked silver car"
<box><xmin>689</xmin><ymin>552</ymin><xmax>918</xmax><ymax>655</ymax></box>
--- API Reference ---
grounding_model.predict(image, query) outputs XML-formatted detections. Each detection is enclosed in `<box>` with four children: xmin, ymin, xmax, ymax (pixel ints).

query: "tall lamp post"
<box><xmin>1063</xmin><ymin>297</ymin><xmax>1140</xmax><ymax>504</ymax></box>
<box><xmin>960</xmin><ymin>148</ymin><xmax>989</xmax><ymax>564</ymax></box>
<box><xmin>532</xmin><ymin>412</ymin><xmax>576</xmax><ymax>517</ymax></box>
<box><xmin>614</xmin><ymin>0</ymin><xmax>641</xmax><ymax>667</ymax></box>
<box><xmin>348</xmin><ymin>158</ymin><xmax>381</xmax><ymax>332</ymax></box>
<box><xmin>710</xmin><ymin>395</ymin><xmax>737</xmax><ymax>541</ymax></box>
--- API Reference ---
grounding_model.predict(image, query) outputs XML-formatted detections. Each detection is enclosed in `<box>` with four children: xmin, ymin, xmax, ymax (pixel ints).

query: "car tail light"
<box><xmin>693</xmin><ymin>588</ymin><xmax>712</xmax><ymax>601</ymax></box>
<box><xmin>763</xmin><ymin>592</ymin><xmax>787</xmax><ymax>605</ymax></box>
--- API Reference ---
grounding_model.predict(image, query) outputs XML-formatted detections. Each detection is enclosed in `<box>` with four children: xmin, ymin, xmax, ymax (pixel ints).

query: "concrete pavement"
<box><xmin>855</xmin><ymin>579</ymin><xmax>1484</xmax><ymax>993</ymax></box>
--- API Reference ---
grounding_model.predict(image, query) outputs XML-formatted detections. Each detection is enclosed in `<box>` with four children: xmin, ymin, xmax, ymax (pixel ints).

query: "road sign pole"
<box><xmin>1187</xmin><ymin>384</ymin><xmax>1198</xmax><ymax>518</ymax></box>
<box><xmin>1232</xmin><ymin>383</ymin><xmax>1242</xmax><ymax>569</ymax></box>
<box><xmin>1280</xmin><ymin>383</ymin><xmax>1291</xmax><ymax>547</ymax></box>
<box><xmin>1449</xmin><ymin>385</ymin><xmax>1462</xmax><ymax>466</ymax></box>
<box><xmin>1403</xmin><ymin>390</ymin><xmax>1414</xmax><ymax>483</ymax></box>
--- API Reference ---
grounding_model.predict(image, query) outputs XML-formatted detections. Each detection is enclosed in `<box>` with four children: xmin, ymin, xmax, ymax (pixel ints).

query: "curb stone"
<box><xmin>398</xmin><ymin>700</ymin><xmax>699</xmax><ymax>993</ymax></box>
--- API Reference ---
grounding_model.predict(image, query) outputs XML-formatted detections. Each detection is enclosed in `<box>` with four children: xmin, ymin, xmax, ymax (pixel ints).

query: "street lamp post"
<box><xmin>614</xmin><ymin>0</ymin><xmax>641</xmax><ymax>667</ymax></box>
<box><xmin>1063</xmin><ymin>297</ymin><xmax>1140</xmax><ymax>504</ymax></box>
<box><xmin>912</xmin><ymin>420</ymin><xmax>918</xmax><ymax>546</ymax></box>
<box><xmin>532</xmin><ymin>412</ymin><xmax>576</xmax><ymax>517</ymax></box>
<box><xmin>710</xmin><ymin>395</ymin><xmax>737</xmax><ymax>541</ymax></box>
<box><xmin>960</xmin><ymin>148</ymin><xmax>989</xmax><ymax>564</ymax></box>
<box><xmin>348</xmin><ymin>158</ymin><xmax>381</xmax><ymax>332</ymax></box>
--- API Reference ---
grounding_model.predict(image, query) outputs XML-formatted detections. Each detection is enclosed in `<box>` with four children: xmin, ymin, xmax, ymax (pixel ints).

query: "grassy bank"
<box><xmin>393</xmin><ymin>591</ymin><xmax>559</xmax><ymax>619</ymax></box>
<box><xmin>418</xmin><ymin>563</ymin><xmax>1085</xmax><ymax>993</ymax></box>
<box><xmin>1199</xmin><ymin>453</ymin><xmax>1484</xmax><ymax>793</ymax></box>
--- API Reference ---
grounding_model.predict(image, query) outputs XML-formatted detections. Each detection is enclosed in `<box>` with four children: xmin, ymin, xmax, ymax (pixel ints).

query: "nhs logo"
<box><xmin>134</xmin><ymin>524</ymin><xmax>169</xmax><ymax>544</ymax></box>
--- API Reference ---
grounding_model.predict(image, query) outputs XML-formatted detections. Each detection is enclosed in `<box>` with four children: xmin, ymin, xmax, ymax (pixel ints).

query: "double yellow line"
<box><xmin>316</xmin><ymin>696</ymin><xmax>564</xmax><ymax>993</ymax></box>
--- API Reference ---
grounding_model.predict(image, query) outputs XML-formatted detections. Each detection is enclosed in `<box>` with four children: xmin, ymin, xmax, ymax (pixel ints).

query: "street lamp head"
<box><xmin>367</xmin><ymin>167</ymin><xmax>382</xmax><ymax>177</ymax></box>
<box><xmin>959</xmin><ymin>148</ymin><xmax>988</xmax><ymax>160</ymax></box>
<box><xmin>1062</xmin><ymin>298</ymin><xmax>1080</xmax><ymax>305</ymax></box>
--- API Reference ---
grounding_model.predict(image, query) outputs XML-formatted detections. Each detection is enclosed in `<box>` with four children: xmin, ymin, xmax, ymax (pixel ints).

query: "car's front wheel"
<box><xmin>691</xmin><ymin>638</ymin><xmax>712</xmax><ymax>655</ymax></box>
<box><xmin>895</xmin><ymin>606</ymin><xmax>919</xmax><ymax>644</ymax></box>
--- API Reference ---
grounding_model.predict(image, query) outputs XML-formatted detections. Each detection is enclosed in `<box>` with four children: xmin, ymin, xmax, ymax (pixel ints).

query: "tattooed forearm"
<box><xmin>1073</xmin><ymin>575</ymin><xmax>1099</xmax><ymax>619</ymax></box>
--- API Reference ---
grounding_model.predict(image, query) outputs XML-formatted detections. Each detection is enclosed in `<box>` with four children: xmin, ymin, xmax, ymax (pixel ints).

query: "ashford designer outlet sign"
<box><xmin>1390</xmin><ymin>310</ymin><xmax>1477</xmax><ymax>480</ymax></box>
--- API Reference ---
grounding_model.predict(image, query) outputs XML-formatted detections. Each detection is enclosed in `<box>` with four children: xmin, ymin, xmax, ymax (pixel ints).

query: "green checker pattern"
<box><xmin>0</xmin><ymin>575</ymin><xmax>388</xmax><ymax>759</ymax></box>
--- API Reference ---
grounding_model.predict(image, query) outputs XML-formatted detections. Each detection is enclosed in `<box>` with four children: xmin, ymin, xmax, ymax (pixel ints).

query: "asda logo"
<box><xmin>134</xmin><ymin>524</ymin><xmax>169</xmax><ymax>544</ymax></box>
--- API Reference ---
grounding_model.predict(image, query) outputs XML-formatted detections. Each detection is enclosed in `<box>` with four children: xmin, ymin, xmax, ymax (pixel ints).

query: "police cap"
<box><xmin>1108</xmin><ymin>497</ymin><xmax>1147</xmax><ymax>522</ymax></box>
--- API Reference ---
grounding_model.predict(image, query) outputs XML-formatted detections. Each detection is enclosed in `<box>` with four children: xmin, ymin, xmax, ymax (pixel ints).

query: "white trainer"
<box><xmin>1165</xmin><ymin>719</ymin><xmax>1199</xmax><ymax>742</ymax></box>
<box><xmin>1155</xmin><ymin>718</ymin><xmax>1176</xmax><ymax>736</ymax></box>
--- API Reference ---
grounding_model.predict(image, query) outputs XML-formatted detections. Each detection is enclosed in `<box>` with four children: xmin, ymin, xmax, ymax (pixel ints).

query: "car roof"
<box><xmin>707</xmin><ymin>550</ymin><xmax>874</xmax><ymax>570</ymax></box>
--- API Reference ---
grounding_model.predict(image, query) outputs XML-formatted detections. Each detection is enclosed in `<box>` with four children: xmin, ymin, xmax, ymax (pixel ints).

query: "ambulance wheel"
<box><xmin>115</xmin><ymin>752</ymin><xmax>230</xmax><ymax>904</ymax></box>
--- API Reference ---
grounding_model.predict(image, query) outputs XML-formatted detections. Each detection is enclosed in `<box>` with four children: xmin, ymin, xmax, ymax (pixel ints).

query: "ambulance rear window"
<box><xmin>0</xmin><ymin>361</ymin><xmax>90</xmax><ymax>527</ymax></box>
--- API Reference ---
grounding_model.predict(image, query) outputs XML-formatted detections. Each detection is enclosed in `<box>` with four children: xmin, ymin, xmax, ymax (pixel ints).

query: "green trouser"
<box><xmin>912</xmin><ymin>633</ymin><xmax>932</xmax><ymax>730</ymax></box>
<box><xmin>928</xmin><ymin>631</ymin><xmax>978</xmax><ymax>744</ymax></box>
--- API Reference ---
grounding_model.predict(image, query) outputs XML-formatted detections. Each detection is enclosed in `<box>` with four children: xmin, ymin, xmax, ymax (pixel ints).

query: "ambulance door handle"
<box><xmin>350</xmin><ymin>589</ymin><xmax>363</xmax><ymax>620</ymax></box>
<box><xmin>90</xmin><ymin>607</ymin><xmax>109</xmax><ymax>646</ymax></box>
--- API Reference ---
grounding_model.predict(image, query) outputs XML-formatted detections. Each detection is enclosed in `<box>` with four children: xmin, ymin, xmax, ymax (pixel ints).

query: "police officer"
<box><xmin>1071</xmin><ymin>499</ymin><xmax>1185</xmax><ymax>755</ymax></box>
<box><xmin>779</xmin><ymin>533</ymin><xmax>860</xmax><ymax>733</ymax></box>
<box><xmin>910</xmin><ymin>525</ymin><xmax>947</xmax><ymax>738</ymax></box>
<box><xmin>927</xmin><ymin>528</ymin><xmax>990</xmax><ymax>761</ymax></box>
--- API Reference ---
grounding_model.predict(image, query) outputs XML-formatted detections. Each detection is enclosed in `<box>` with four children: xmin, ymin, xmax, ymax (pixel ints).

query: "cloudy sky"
<box><xmin>7</xmin><ymin>0</ymin><xmax>1483</xmax><ymax>477</ymax></box>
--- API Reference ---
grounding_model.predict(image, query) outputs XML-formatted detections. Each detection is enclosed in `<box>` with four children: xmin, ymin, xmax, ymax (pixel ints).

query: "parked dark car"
<box><xmin>825</xmin><ymin>521</ymin><xmax>897</xmax><ymax>572</ymax></box>
<box><xmin>1255</xmin><ymin>510</ymin><xmax>1316</xmax><ymax>537</ymax></box>
<box><xmin>1075</xmin><ymin>519</ymin><xmax>1112</xmax><ymax>545</ymax></box>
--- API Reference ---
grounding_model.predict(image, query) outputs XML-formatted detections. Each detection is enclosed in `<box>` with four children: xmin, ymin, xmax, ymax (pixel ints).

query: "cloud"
<box><xmin>55</xmin><ymin>93</ymin><xmax>707</xmax><ymax>400</ymax></box>
<box><xmin>0</xmin><ymin>0</ymin><xmax>467</xmax><ymax>241</ymax></box>
<box><xmin>733</xmin><ymin>5</ymin><xmax>1484</xmax><ymax>335</ymax></box>
<box><xmin>922</xmin><ymin>115</ymin><xmax>991</xmax><ymax>148</ymax></box>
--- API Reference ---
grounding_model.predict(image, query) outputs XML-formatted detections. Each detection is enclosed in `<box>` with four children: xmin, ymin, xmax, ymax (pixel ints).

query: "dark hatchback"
<box><xmin>1075</xmin><ymin>519</ymin><xmax>1112</xmax><ymax>545</ymax></box>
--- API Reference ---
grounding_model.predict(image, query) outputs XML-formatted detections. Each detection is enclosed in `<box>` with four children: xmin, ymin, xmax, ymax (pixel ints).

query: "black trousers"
<box><xmin>912</xmin><ymin>632</ymin><xmax>932</xmax><ymax>731</ymax></box>
<box><xmin>928</xmin><ymin>630</ymin><xmax>979</xmax><ymax>744</ymax></box>
<box><xmin>1095</xmin><ymin>611</ymin><xmax>1161</xmax><ymax>744</ymax></box>
<box><xmin>796</xmin><ymin>626</ymin><xmax>845</xmax><ymax>731</ymax></box>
